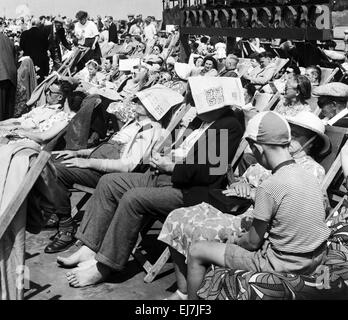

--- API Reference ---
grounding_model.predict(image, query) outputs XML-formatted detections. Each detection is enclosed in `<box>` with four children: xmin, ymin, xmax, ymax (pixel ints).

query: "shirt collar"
<box><xmin>271</xmin><ymin>159</ymin><xmax>296</xmax><ymax>174</ymax></box>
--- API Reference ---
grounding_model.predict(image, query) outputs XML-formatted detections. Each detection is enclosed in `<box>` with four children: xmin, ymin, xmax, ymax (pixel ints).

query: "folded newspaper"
<box><xmin>188</xmin><ymin>77</ymin><xmax>245</xmax><ymax>115</ymax></box>
<box><xmin>136</xmin><ymin>85</ymin><xmax>184</xmax><ymax>120</ymax></box>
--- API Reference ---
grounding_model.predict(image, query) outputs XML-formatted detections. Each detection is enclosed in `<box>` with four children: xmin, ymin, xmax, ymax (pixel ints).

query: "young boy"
<box><xmin>187</xmin><ymin>111</ymin><xmax>331</xmax><ymax>299</ymax></box>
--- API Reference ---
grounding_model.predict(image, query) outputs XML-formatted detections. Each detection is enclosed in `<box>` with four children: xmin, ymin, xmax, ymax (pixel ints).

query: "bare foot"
<box><xmin>163</xmin><ymin>290</ymin><xmax>188</xmax><ymax>300</ymax></box>
<box><xmin>57</xmin><ymin>245</ymin><xmax>96</xmax><ymax>268</ymax></box>
<box><xmin>78</xmin><ymin>259</ymin><xmax>97</xmax><ymax>268</ymax></box>
<box><xmin>66</xmin><ymin>261</ymin><xmax>111</xmax><ymax>288</ymax></box>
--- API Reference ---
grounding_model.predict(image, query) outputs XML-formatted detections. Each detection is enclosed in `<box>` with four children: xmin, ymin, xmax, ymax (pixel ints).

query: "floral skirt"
<box><xmin>158</xmin><ymin>202</ymin><xmax>253</xmax><ymax>259</ymax></box>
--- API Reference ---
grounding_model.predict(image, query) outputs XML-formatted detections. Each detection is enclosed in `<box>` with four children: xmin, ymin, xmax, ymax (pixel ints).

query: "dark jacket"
<box><xmin>20</xmin><ymin>27</ymin><xmax>49</xmax><ymax>78</ymax></box>
<box><xmin>171</xmin><ymin>110</ymin><xmax>244</xmax><ymax>207</ymax></box>
<box><xmin>46</xmin><ymin>25</ymin><xmax>71</xmax><ymax>51</ymax></box>
<box><xmin>108</xmin><ymin>22</ymin><xmax>118</xmax><ymax>44</ymax></box>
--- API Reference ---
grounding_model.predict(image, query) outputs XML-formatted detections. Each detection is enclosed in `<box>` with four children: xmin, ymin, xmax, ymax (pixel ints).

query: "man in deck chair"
<box><xmin>243</xmin><ymin>51</ymin><xmax>276</xmax><ymax>89</ymax></box>
<box><xmin>42</xmin><ymin>98</ymin><xmax>165</xmax><ymax>253</ymax></box>
<box><xmin>186</xmin><ymin>111</ymin><xmax>331</xmax><ymax>300</ymax></box>
<box><xmin>314</xmin><ymin>82</ymin><xmax>348</xmax><ymax>127</ymax></box>
<box><xmin>57</xmin><ymin>94</ymin><xmax>244</xmax><ymax>288</ymax></box>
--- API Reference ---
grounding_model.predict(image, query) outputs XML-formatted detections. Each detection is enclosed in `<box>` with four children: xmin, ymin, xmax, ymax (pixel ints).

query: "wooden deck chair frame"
<box><xmin>57</xmin><ymin>47</ymin><xmax>91</xmax><ymax>77</ymax></box>
<box><xmin>0</xmin><ymin>150</ymin><xmax>51</xmax><ymax>300</ymax></box>
<box><xmin>69</xmin><ymin>102</ymin><xmax>192</xmax><ymax>283</ymax></box>
<box><xmin>320</xmin><ymin>67</ymin><xmax>340</xmax><ymax>86</ymax></box>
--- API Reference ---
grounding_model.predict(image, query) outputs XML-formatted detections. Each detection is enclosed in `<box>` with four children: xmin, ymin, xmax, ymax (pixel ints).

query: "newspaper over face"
<box><xmin>136</xmin><ymin>85</ymin><xmax>184</xmax><ymax>120</ymax></box>
<box><xmin>119</xmin><ymin>58</ymin><xmax>141</xmax><ymax>71</ymax></box>
<box><xmin>188</xmin><ymin>77</ymin><xmax>245</xmax><ymax>115</ymax></box>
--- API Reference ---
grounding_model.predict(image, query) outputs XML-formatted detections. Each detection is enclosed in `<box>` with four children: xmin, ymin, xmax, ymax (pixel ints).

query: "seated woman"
<box><xmin>159</xmin><ymin>111</ymin><xmax>330</xmax><ymax>300</ymax></box>
<box><xmin>274</xmin><ymin>75</ymin><xmax>312</xmax><ymax>117</ymax></box>
<box><xmin>75</xmin><ymin>59</ymin><xmax>106</xmax><ymax>86</ymax></box>
<box><xmin>107</xmin><ymin>64</ymin><xmax>150</xmax><ymax>125</ymax></box>
<box><xmin>0</xmin><ymin>81</ymin><xmax>83</xmax><ymax>145</ymax></box>
<box><xmin>143</xmin><ymin>44</ymin><xmax>165</xmax><ymax>65</ymax></box>
<box><xmin>130</xmin><ymin>41</ymin><xmax>146</xmax><ymax>59</ymax></box>
<box><xmin>190</xmin><ymin>56</ymin><xmax>218</xmax><ymax>77</ymax></box>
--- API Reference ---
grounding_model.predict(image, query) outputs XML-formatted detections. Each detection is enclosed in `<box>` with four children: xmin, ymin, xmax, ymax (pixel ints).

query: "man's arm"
<box><xmin>171</xmin><ymin>115</ymin><xmax>243</xmax><ymax>187</ymax></box>
<box><xmin>236</xmin><ymin>218</ymin><xmax>268</xmax><ymax>251</ymax></box>
<box><xmin>248</xmin><ymin>67</ymin><xmax>276</xmax><ymax>85</ymax></box>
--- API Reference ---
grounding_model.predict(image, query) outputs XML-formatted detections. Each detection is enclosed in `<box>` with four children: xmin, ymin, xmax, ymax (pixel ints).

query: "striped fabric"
<box><xmin>253</xmin><ymin>163</ymin><xmax>331</xmax><ymax>254</ymax></box>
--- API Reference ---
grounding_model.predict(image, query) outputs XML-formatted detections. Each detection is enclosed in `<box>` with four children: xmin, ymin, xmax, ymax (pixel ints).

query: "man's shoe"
<box><xmin>44</xmin><ymin>230</ymin><xmax>76</xmax><ymax>254</ymax></box>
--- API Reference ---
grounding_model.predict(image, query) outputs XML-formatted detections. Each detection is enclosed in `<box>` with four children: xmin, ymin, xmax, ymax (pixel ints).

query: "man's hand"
<box><xmin>150</xmin><ymin>152</ymin><xmax>175</xmax><ymax>174</ymax></box>
<box><xmin>52</xmin><ymin>150</ymin><xmax>78</xmax><ymax>160</ymax></box>
<box><xmin>222</xmin><ymin>182</ymin><xmax>255</xmax><ymax>201</ymax></box>
<box><xmin>61</xmin><ymin>158</ymin><xmax>90</xmax><ymax>168</ymax></box>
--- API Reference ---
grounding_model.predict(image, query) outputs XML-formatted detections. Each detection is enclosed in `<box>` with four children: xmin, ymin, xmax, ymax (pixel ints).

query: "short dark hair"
<box><xmin>75</xmin><ymin>10</ymin><xmax>88</xmax><ymax>21</ymax></box>
<box><xmin>202</xmin><ymin>56</ymin><xmax>218</xmax><ymax>70</ymax></box>
<box><xmin>306</xmin><ymin>65</ymin><xmax>322</xmax><ymax>84</ymax></box>
<box><xmin>294</xmin><ymin>75</ymin><xmax>312</xmax><ymax>102</ymax></box>
<box><xmin>258</xmin><ymin>51</ymin><xmax>273</xmax><ymax>60</ymax></box>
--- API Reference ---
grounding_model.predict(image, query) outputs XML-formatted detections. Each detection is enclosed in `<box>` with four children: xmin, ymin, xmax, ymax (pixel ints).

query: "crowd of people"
<box><xmin>1</xmin><ymin>8</ymin><xmax>348</xmax><ymax>300</ymax></box>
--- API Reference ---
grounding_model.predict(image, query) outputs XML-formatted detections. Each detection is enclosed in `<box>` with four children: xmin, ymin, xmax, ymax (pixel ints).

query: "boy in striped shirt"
<box><xmin>187</xmin><ymin>111</ymin><xmax>331</xmax><ymax>300</ymax></box>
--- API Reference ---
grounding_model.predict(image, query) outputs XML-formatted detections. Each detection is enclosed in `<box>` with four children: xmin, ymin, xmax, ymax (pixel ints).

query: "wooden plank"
<box><xmin>143</xmin><ymin>247</ymin><xmax>171</xmax><ymax>283</ymax></box>
<box><xmin>0</xmin><ymin>151</ymin><xmax>51</xmax><ymax>240</ymax></box>
<box><xmin>231</xmin><ymin>138</ymin><xmax>248</xmax><ymax>170</ymax></box>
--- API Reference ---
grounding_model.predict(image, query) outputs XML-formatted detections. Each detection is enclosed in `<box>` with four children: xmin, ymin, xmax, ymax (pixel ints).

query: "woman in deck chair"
<box><xmin>0</xmin><ymin>80</ymin><xmax>83</xmax><ymax>146</ymax></box>
<box><xmin>159</xmin><ymin>111</ymin><xmax>330</xmax><ymax>300</ymax></box>
<box><xmin>274</xmin><ymin>74</ymin><xmax>312</xmax><ymax>117</ymax></box>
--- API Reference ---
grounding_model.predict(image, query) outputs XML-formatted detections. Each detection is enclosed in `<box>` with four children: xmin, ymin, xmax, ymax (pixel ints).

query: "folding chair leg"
<box><xmin>71</xmin><ymin>193</ymin><xmax>92</xmax><ymax>219</ymax></box>
<box><xmin>143</xmin><ymin>247</ymin><xmax>171</xmax><ymax>283</ymax></box>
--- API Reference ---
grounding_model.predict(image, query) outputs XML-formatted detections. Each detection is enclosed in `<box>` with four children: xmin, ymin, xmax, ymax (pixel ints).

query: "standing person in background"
<box><xmin>108</xmin><ymin>16</ymin><xmax>118</xmax><ymax>45</ymax></box>
<box><xmin>143</xmin><ymin>17</ymin><xmax>157</xmax><ymax>42</ymax></box>
<box><xmin>126</xmin><ymin>14</ymin><xmax>136</xmax><ymax>33</ymax></box>
<box><xmin>0</xmin><ymin>20</ymin><xmax>17</xmax><ymax>120</ymax></box>
<box><xmin>20</xmin><ymin>18</ymin><xmax>49</xmax><ymax>83</ymax></box>
<box><xmin>96</xmin><ymin>15</ymin><xmax>104</xmax><ymax>33</ymax></box>
<box><xmin>47</xmin><ymin>16</ymin><xmax>72</xmax><ymax>71</ymax></box>
<box><xmin>74</xmin><ymin>10</ymin><xmax>102</xmax><ymax>71</ymax></box>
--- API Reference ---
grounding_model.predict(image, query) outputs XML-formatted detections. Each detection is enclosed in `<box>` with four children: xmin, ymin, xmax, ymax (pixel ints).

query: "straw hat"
<box><xmin>313</xmin><ymin>82</ymin><xmax>348</xmax><ymax>98</ymax></box>
<box><xmin>286</xmin><ymin>111</ymin><xmax>331</xmax><ymax>156</ymax></box>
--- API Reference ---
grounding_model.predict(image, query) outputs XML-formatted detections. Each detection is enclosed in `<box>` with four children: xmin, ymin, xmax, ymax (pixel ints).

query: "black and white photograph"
<box><xmin>0</xmin><ymin>0</ymin><xmax>348</xmax><ymax>307</ymax></box>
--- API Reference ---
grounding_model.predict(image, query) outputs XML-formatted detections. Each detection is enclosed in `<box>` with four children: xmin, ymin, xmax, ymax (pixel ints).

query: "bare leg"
<box><xmin>165</xmin><ymin>248</ymin><xmax>188</xmax><ymax>300</ymax></box>
<box><xmin>57</xmin><ymin>245</ymin><xmax>96</xmax><ymax>268</ymax></box>
<box><xmin>187</xmin><ymin>241</ymin><xmax>227</xmax><ymax>300</ymax></box>
<box><xmin>66</xmin><ymin>260</ymin><xmax>111</xmax><ymax>288</ymax></box>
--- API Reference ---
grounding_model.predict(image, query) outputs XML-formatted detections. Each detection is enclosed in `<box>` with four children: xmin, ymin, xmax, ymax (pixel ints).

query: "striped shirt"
<box><xmin>253</xmin><ymin>162</ymin><xmax>331</xmax><ymax>254</ymax></box>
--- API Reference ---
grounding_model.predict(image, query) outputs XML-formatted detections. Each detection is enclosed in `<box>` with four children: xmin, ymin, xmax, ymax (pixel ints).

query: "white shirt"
<box><xmin>144</xmin><ymin>24</ymin><xmax>157</xmax><ymax>41</ymax></box>
<box><xmin>74</xmin><ymin>20</ymin><xmax>99</xmax><ymax>44</ymax></box>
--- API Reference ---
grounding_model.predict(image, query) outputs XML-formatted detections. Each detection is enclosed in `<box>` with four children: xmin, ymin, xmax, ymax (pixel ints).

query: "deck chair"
<box><xmin>57</xmin><ymin>47</ymin><xmax>91</xmax><ymax>77</ymax></box>
<box><xmin>320</xmin><ymin>126</ymin><xmax>348</xmax><ymax>207</ymax></box>
<box><xmin>272</xmin><ymin>58</ymin><xmax>290</xmax><ymax>78</ymax></box>
<box><xmin>0</xmin><ymin>150</ymin><xmax>51</xmax><ymax>300</ymax></box>
<box><xmin>320</xmin><ymin>67</ymin><xmax>340</xmax><ymax>85</ymax></box>
<box><xmin>69</xmin><ymin>102</ymin><xmax>192</xmax><ymax>283</ymax></box>
<box><xmin>257</xmin><ymin>91</ymin><xmax>281</xmax><ymax>112</ymax></box>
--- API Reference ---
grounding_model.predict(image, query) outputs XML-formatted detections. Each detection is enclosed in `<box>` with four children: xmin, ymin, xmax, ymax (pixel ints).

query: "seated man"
<box><xmin>243</xmin><ymin>51</ymin><xmax>276</xmax><ymax>88</ymax></box>
<box><xmin>57</xmin><ymin>105</ymin><xmax>244</xmax><ymax>288</ymax></box>
<box><xmin>304</xmin><ymin>65</ymin><xmax>322</xmax><ymax>88</ymax></box>
<box><xmin>42</xmin><ymin>98</ymin><xmax>164</xmax><ymax>253</ymax></box>
<box><xmin>186</xmin><ymin>111</ymin><xmax>331</xmax><ymax>299</ymax></box>
<box><xmin>313</xmin><ymin>82</ymin><xmax>348</xmax><ymax>126</ymax></box>
<box><xmin>116</xmin><ymin>33</ymin><xmax>136</xmax><ymax>57</ymax></box>
<box><xmin>0</xmin><ymin>81</ymin><xmax>83</xmax><ymax>145</ymax></box>
<box><xmin>218</xmin><ymin>54</ymin><xmax>239</xmax><ymax>78</ymax></box>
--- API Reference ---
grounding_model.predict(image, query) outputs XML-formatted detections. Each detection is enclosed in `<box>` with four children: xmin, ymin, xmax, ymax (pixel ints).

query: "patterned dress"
<box><xmin>274</xmin><ymin>98</ymin><xmax>312</xmax><ymax>117</ymax></box>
